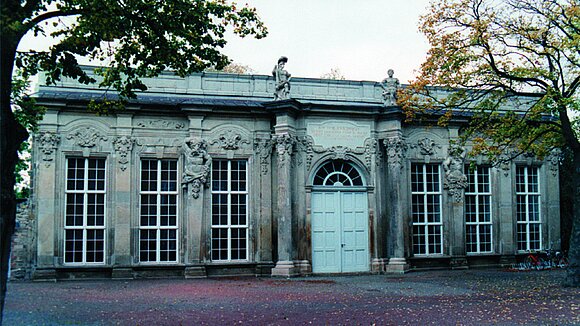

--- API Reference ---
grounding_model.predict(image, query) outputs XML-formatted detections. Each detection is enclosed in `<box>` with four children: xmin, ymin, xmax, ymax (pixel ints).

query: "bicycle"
<box><xmin>523</xmin><ymin>250</ymin><xmax>547</xmax><ymax>270</ymax></box>
<box><xmin>546</xmin><ymin>248</ymin><xmax>569</xmax><ymax>268</ymax></box>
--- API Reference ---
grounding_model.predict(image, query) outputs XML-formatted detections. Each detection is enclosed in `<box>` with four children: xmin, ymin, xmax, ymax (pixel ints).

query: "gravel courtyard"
<box><xmin>3</xmin><ymin>269</ymin><xmax>579</xmax><ymax>325</ymax></box>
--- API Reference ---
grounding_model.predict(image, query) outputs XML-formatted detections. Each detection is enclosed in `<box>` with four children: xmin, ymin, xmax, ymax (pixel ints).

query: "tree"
<box><xmin>206</xmin><ymin>62</ymin><xmax>255</xmax><ymax>74</ymax></box>
<box><xmin>320</xmin><ymin>68</ymin><xmax>346</xmax><ymax>80</ymax></box>
<box><xmin>399</xmin><ymin>0</ymin><xmax>580</xmax><ymax>286</ymax></box>
<box><xmin>0</xmin><ymin>0</ymin><xmax>267</xmax><ymax>320</ymax></box>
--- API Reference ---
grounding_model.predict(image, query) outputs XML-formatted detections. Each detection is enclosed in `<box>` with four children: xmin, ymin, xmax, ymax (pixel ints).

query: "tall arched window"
<box><xmin>312</xmin><ymin>160</ymin><xmax>364</xmax><ymax>186</ymax></box>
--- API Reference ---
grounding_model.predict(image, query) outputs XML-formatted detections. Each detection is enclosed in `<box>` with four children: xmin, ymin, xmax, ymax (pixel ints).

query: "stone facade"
<box><xmin>10</xmin><ymin>201</ymin><xmax>34</xmax><ymax>280</ymax></box>
<box><xmin>23</xmin><ymin>66</ymin><xmax>562</xmax><ymax>280</ymax></box>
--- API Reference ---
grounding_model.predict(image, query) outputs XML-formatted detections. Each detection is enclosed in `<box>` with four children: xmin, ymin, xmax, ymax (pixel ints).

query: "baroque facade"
<box><xmin>25</xmin><ymin>63</ymin><xmax>561</xmax><ymax>279</ymax></box>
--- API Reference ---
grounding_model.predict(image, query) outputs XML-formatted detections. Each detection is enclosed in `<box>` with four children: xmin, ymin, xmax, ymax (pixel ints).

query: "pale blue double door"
<box><xmin>311</xmin><ymin>191</ymin><xmax>370</xmax><ymax>273</ymax></box>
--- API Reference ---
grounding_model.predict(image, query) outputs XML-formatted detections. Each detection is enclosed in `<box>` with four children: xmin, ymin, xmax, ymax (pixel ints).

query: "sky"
<box><xmin>222</xmin><ymin>0</ymin><xmax>431</xmax><ymax>83</ymax></box>
<box><xmin>17</xmin><ymin>1</ymin><xmax>431</xmax><ymax>84</ymax></box>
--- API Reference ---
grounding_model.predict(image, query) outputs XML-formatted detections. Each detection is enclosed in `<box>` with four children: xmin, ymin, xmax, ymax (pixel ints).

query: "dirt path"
<box><xmin>4</xmin><ymin>269</ymin><xmax>579</xmax><ymax>325</ymax></box>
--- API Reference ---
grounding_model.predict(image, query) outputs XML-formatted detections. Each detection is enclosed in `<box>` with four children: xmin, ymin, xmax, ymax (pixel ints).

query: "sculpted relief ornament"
<box><xmin>113</xmin><ymin>136</ymin><xmax>134</xmax><ymax>171</ymax></box>
<box><xmin>383</xmin><ymin>136</ymin><xmax>407</xmax><ymax>168</ymax></box>
<box><xmin>380</xmin><ymin>69</ymin><xmax>400</xmax><ymax>107</ymax></box>
<box><xmin>211</xmin><ymin>129</ymin><xmax>250</xmax><ymax>150</ymax></box>
<box><xmin>274</xmin><ymin>133</ymin><xmax>295</xmax><ymax>165</ymax></box>
<box><xmin>254</xmin><ymin>138</ymin><xmax>274</xmax><ymax>175</ymax></box>
<box><xmin>66</xmin><ymin>127</ymin><xmax>108</xmax><ymax>148</ymax></box>
<box><xmin>272</xmin><ymin>56</ymin><xmax>291</xmax><ymax>100</ymax></box>
<box><xmin>37</xmin><ymin>132</ymin><xmax>60</xmax><ymax>167</ymax></box>
<box><xmin>182</xmin><ymin>138</ymin><xmax>212</xmax><ymax>199</ymax></box>
<box><xmin>443</xmin><ymin>144</ymin><xmax>468</xmax><ymax>203</ymax></box>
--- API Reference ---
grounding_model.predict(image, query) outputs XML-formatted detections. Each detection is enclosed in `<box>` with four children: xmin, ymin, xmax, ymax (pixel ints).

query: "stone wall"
<box><xmin>10</xmin><ymin>200</ymin><xmax>34</xmax><ymax>280</ymax></box>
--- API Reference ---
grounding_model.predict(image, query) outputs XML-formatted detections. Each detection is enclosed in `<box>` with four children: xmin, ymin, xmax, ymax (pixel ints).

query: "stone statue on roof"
<box><xmin>381</xmin><ymin>69</ymin><xmax>399</xmax><ymax>106</ymax></box>
<box><xmin>272</xmin><ymin>56</ymin><xmax>291</xmax><ymax>100</ymax></box>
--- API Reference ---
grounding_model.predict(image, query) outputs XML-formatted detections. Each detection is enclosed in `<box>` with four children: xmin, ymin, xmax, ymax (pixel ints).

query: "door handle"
<box><xmin>341</xmin><ymin>243</ymin><xmax>345</xmax><ymax>248</ymax></box>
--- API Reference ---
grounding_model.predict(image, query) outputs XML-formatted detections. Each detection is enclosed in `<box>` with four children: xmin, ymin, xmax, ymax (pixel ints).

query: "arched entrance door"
<box><xmin>311</xmin><ymin>160</ymin><xmax>369</xmax><ymax>273</ymax></box>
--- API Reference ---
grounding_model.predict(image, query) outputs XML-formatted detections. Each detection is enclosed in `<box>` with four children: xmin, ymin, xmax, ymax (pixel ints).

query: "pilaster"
<box><xmin>383</xmin><ymin>135</ymin><xmax>410</xmax><ymax>273</ymax></box>
<box><xmin>112</xmin><ymin>113</ymin><xmax>134</xmax><ymax>268</ymax></box>
<box><xmin>35</xmin><ymin>110</ymin><xmax>60</xmax><ymax>268</ymax></box>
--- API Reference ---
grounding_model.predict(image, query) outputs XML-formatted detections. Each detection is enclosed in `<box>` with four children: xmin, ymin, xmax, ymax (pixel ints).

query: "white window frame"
<box><xmin>411</xmin><ymin>163</ymin><xmax>443</xmax><ymax>256</ymax></box>
<box><xmin>516</xmin><ymin>166</ymin><xmax>542</xmax><ymax>251</ymax></box>
<box><xmin>464</xmin><ymin>165</ymin><xmax>493</xmax><ymax>254</ymax></box>
<box><xmin>63</xmin><ymin>157</ymin><xmax>107</xmax><ymax>265</ymax></box>
<box><xmin>139</xmin><ymin>159</ymin><xmax>179</xmax><ymax>263</ymax></box>
<box><xmin>211</xmin><ymin>159</ymin><xmax>249</xmax><ymax>262</ymax></box>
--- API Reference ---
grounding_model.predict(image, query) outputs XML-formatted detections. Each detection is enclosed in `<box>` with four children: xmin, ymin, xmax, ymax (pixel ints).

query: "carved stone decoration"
<box><xmin>380</xmin><ymin>69</ymin><xmax>400</xmax><ymax>106</ymax></box>
<box><xmin>113</xmin><ymin>136</ymin><xmax>134</xmax><ymax>171</ymax></box>
<box><xmin>327</xmin><ymin>146</ymin><xmax>350</xmax><ymax>160</ymax></box>
<box><xmin>182</xmin><ymin>137</ymin><xmax>211</xmax><ymax>199</ymax></box>
<box><xmin>364</xmin><ymin>138</ymin><xmax>377</xmax><ymax>170</ymax></box>
<box><xmin>499</xmin><ymin>153</ymin><xmax>511</xmax><ymax>176</ymax></box>
<box><xmin>136</xmin><ymin>120</ymin><xmax>185</xmax><ymax>129</ymax></box>
<box><xmin>411</xmin><ymin>137</ymin><xmax>441</xmax><ymax>156</ymax></box>
<box><xmin>272</xmin><ymin>56</ymin><xmax>291</xmax><ymax>100</ymax></box>
<box><xmin>211</xmin><ymin>129</ymin><xmax>250</xmax><ymax>150</ymax></box>
<box><xmin>254</xmin><ymin>138</ymin><xmax>274</xmax><ymax>175</ymax></box>
<box><xmin>66</xmin><ymin>127</ymin><xmax>108</xmax><ymax>148</ymax></box>
<box><xmin>548</xmin><ymin>148</ymin><xmax>562</xmax><ymax>176</ymax></box>
<box><xmin>383</xmin><ymin>136</ymin><xmax>407</xmax><ymax>168</ymax></box>
<box><xmin>37</xmin><ymin>132</ymin><xmax>60</xmax><ymax>167</ymax></box>
<box><xmin>443</xmin><ymin>144</ymin><xmax>468</xmax><ymax>203</ymax></box>
<box><xmin>300</xmin><ymin>136</ymin><xmax>315</xmax><ymax>171</ymax></box>
<box><xmin>274</xmin><ymin>134</ymin><xmax>295</xmax><ymax>165</ymax></box>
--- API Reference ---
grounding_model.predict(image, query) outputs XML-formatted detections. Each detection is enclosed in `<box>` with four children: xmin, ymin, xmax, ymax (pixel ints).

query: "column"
<box><xmin>497</xmin><ymin>154</ymin><xmax>515</xmax><ymax>265</ymax></box>
<box><xmin>183</xmin><ymin>115</ymin><xmax>208</xmax><ymax>278</ymax></box>
<box><xmin>33</xmin><ymin>110</ymin><xmax>60</xmax><ymax>280</ymax></box>
<box><xmin>384</xmin><ymin>135</ymin><xmax>410</xmax><ymax>273</ymax></box>
<box><xmin>443</xmin><ymin>143</ymin><xmax>468</xmax><ymax>269</ymax></box>
<box><xmin>111</xmin><ymin>113</ymin><xmax>134</xmax><ymax>278</ymax></box>
<box><xmin>271</xmin><ymin>133</ymin><xmax>299</xmax><ymax>277</ymax></box>
<box><xmin>254</xmin><ymin>135</ymin><xmax>274</xmax><ymax>275</ymax></box>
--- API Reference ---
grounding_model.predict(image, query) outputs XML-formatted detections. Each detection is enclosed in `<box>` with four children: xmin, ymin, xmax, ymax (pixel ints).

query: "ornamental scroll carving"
<box><xmin>211</xmin><ymin>129</ymin><xmax>251</xmax><ymax>150</ymax></box>
<box><xmin>37</xmin><ymin>132</ymin><xmax>60</xmax><ymax>167</ymax></box>
<box><xmin>411</xmin><ymin>137</ymin><xmax>441</xmax><ymax>156</ymax></box>
<box><xmin>182</xmin><ymin>138</ymin><xmax>211</xmax><ymax>199</ymax></box>
<box><xmin>301</xmin><ymin>136</ymin><xmax>374</xmax><ymax>172</ymax></box>
<box><xmin>137</xmin><ymin>120</ymin><xmax>185</xmax><ymax>129</ymax></box>
<box><xmin>443</xmin><ymin>144</ymin><xmax>468</xmax><ymax>203</ymax></box>
<box><xmin>254</xmin><ymin>138</ymin><xmax>274</xmax><ymax>175</ymax></box>
<box><xmin>383</xmin><ymin>137</ymin><xmax>407</xmax><ymax>168</ymax></box>
<box><xmin>66</xmin><ymin>127</ymin><xmax>108</xmax><ymax>148</ymax></box>
<box><xmin>299</xmin><ymin>136</ymin><xmax>315</xmax><ymax>171</ymax></box>
<box><xmin>498</xmin><ymin>152</ymin><xmax>511</xmax><ymax>176</ymax></box>
<box><xmin>113</xmin><ymin>136</ymin><xmax>134</xmax><ymax>171</ymax></box>
<box><xmin>274</xmin><ymin>134</ymin><xmax>295</xmax><ymax>165</ymax></box>
<box><xmin>548</xmin><ymin>149</ymin><xmax>561</xmax><ymax>176</ymax></box>
<box><xmin>363</xmin><ymin>138</ymin><xmax>378</xmax><ymax>169</ymax></box>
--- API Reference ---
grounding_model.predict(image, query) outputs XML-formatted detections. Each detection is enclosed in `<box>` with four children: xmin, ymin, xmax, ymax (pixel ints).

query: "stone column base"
<box><xmin>295</xmin><ymin>260</ymin><xmax>311</xmax><ymax>276</ymax></box>
<box><xmin>185</xmin><ymin>266</ymin><xmax>207</xmax><ymax>279</ymax></box>
<box><xmin>450</xmin><ymin>257</ymin><xmax>469</xmax><ymax>270</ymax></box>
<box><xmin>112</xmin><ymin>267</ymin><xmax>133</xmax><ymax>279</ymax></box>
<box><xmin>386</xmin><ymin>258</ymin><xmax>410</xmax><ymax>274</ymax></box>
<box><xmin>271</xmin><ymin>260</ymin><xmax>299</xmax><ymax>277</ymax></box>
<box><xmin>371</xmin><ymin>258</ymin><xmax>386</xmax><ymax>274</ymax></box>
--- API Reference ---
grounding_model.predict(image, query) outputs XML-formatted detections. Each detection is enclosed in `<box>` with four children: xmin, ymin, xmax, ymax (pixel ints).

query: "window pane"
<box><xmin>64</xmin><ymin>158</ymin><xmax>107</xmax><ymax>264</ymax></box>
<box><xmin>211</xmin><ymin>160</ymin><xmax>249</xmax><ymax>261</ymax></box>
<box><xmin>516</xmin><ymin>166</ymin><xmax>542</xmax><ymax>251</ymax></box>
<box><xmin>412</xmin><ymin>164</ymin><xmax>442</xmax><ymax>255</ymax></box>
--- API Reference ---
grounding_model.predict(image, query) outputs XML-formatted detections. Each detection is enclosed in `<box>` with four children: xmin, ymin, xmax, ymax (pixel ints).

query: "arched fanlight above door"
<box><xmin>312</xmin><ymin>160</ymin><xmax>364</xmax><ymax>186</ymax></box>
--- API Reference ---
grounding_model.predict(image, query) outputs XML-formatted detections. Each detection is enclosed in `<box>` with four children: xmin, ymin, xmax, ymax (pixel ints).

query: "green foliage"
<box><xmin>5</xmin><ymin>0</ymin><xmax>267</xmax><ymax>107</ymax></box>
<box><xmin>3</xmin><ymin>0</ymin><xmax>267</xmax><ymax>197</ymax></box>
<box><xmin>11</xmin><ymin>70</ymin><xmax>45</xmax><ymax>198</ymax></box>
<box><xmin>400</xmin><ymin>0</ymin><xmax>580</xmax><ymax>162</ymax></box>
